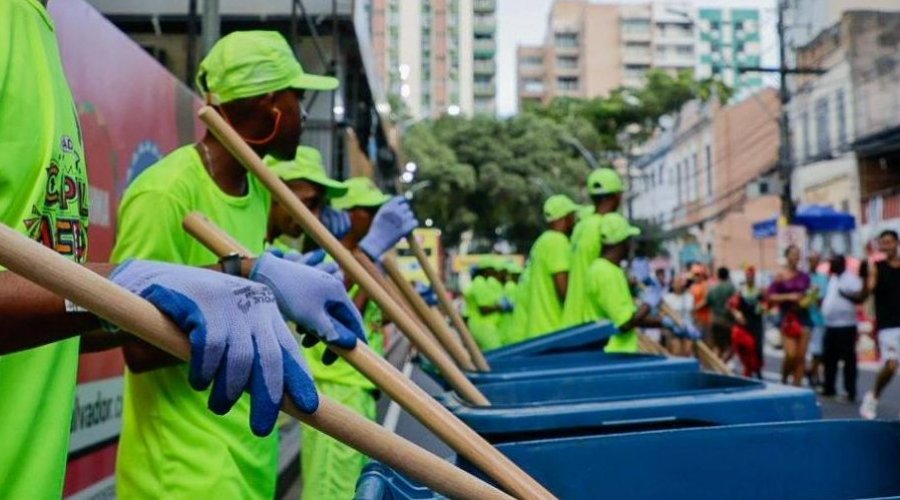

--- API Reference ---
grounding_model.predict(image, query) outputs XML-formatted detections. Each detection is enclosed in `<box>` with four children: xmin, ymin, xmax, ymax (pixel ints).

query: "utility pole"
<box><xmin>740</xmin><ymin>0</ymin><xmax>825</xmax><ymax>223</ymax></box>
<box><xmin>777</xmin><ymin>0</ymin><xmax>795</xmax><ymax>222</ymax></box>
<box><xmin>201</xmin><ymin>0</ymin><xmax>221</xmax><ymax>56</ymax></box>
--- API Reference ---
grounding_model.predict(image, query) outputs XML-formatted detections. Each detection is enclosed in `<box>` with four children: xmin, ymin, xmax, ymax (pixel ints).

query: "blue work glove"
<box><xmin>275</xmin><ymin>248</ymin><xmax>345</xmax><ymax>283</ymax></box>
<box><xmin>359</xmin><ymin>197</ymin><xmax>419</xmax><ymax>260</ymax></box>
<box><xmin>414</xmin><ymin>282</ymin><xmax>439</xmax><ymax>306</ymax></box>
<box><xmin>319</xmin><ymin>206</ymin><xmax>351</xmax><ymax>240</ymax></box>
<box><xmin>498</xmin><ymin>297</ymin><xmax>514</xmax><ymax>313</ymax></box>
<box><xmin>639</xmin><ymin>285</ymin><xmax>663</xmax><ymax>309</ymax></box>
<box><xmin>110</xmin><ymin>260</ymin><xmax>317</xmax><ymax>436</ymax></box>
<box><xmin>250</xmin><ymin>253</ymin><xmax>366</xmax><ymax>365</ymax></box>
<box><xmin>686</xmin><ymin>324</ymin><xmax>702</xmax><ymax>340</ymax></box>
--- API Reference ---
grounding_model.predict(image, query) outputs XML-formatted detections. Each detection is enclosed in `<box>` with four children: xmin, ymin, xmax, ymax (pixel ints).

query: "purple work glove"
<box><xmin>359</xmin><ymin>197</ymin><xmax>419</xmax><ymax>260</ymax></box>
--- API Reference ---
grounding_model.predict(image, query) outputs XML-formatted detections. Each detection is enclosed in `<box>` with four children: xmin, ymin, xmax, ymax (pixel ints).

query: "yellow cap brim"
<box><xmin>291</xmin><ymin>72</ymin><xmax>339</xmax><ymax>91</ymax></box>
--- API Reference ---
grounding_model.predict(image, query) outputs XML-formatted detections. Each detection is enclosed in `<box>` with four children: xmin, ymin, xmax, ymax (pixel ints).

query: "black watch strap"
<box><xmin>219</xmin><ymin>252</ymin><xmax>244</xmax><ymax>277</ymax></box>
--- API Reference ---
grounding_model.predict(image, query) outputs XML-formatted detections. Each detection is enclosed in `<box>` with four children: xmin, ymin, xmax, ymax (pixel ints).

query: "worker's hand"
<box><xmin>110</xmin><ymin>260</ymin><xmax>318</xmax><ymax>436</ymax></box>
<box><xmin>274</xmin><ymin>248</ymin><xmax>345</xmax><ymax>283</ymax></box>
<box><xmin>250</xmin><ymin>253</ymin><xmax>366</xmax><ymax>363</ymax></box>
<box><xmin>498</xmin><ymin>297</ymin><xmax>515</xmax><ymax>313</ymax></box>
<box><xmin>661</xmin><ymin>316</ymin><xmax>681</xmax><ymax>334</ymax></box>
<box><xmin>319</xmin><ymin>206</ymin><xmax>351</xmax><ymax>240</ymax></box>
<box><xmin>639</xmin><ymin>285</ymin><xmax>663</xmax><ymax>309</ymax></box>
<box><xmin>359</xmin><ymin>197</ymin><xmax>419</xmax><ymax>260</ymax></box>
<box><xmin>415</xmin><ymin>282</ymin><xmax>439</xmax><ymax>306</ymax></box>
<box><xmin>686</xmin><ymin>324</ymin><xmax>702</xmax><ymax>340</ymax></box>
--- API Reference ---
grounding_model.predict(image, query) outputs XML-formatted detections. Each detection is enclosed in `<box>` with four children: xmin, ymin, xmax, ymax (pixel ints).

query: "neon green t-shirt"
<box><xmin>496</xmin><ymin>280</ymin><xmax>518</xmax><ymax>344</ymax></box>
<box><xmin>110</xmin><ymin>145</ymin><xmax>277</xmax><ymax>498</ymax></box>
<box><xmin>587</xmin><ymin>258</ymin><xmax>639</xmax><ymax>353</ymax></box>
<box><xmin>504</xmin><ymin>265</ymin><xmax>532</xmax><ymax>345</ymax></box>
<box><xmin>523</xmin><ymin>230</ymin><xmax>571</xmax><ymax>339</ymax></box>
<box><xmin>464</xmin><ymin>276</ymin><xmax>503</xmax><ymax>350</ymax></box>
<box><xmin>0</xmin><ymin>2</ymin><xmax>88</xmax><ymax>497</ymax></box>
<box><xmin>304</xmin><ymin>284</ymin><xmax>384</xmax><ymax>389</ymax></box>
<box><xmin>562</xmin><ymin>213</ymin><xmax>604</xmax><ymax>327</ymax></box>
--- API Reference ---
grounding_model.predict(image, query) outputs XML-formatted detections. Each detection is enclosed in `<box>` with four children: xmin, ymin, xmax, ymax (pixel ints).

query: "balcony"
<box><xmin>474</xmin><ymin>16</ymin><xmax>496</xmax><ymax>35</ymax></box>
<box><xmin>474</xmin><ymin>82</ymin><xmax>496</xmax><ymax>97</ymax></box>
<box><xmin>474</xmin><ymin>38</ymin><xmax>496</xmax><ymax>58</ymax></box>
<box><xmin>474</xmin><ymin>59</ymin><xmax>496</xmax><ymax>74</ymax></box>
<box><xmin>474</xmin><ymin>0</ymin><xmax>495</xmax><ymax>14</ymax></box>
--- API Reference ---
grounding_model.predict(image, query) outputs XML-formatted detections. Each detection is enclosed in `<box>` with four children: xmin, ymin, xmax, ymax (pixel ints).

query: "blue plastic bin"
<box><xmin>419</xmin><ymin>350</ymin><xmax>700</xmax><ymax>389</ymax></box>
<box><xmin>484</xmin><ymin>322</ymin><xmax>614</xmax><ymax>361</ymax></box>
<box><xmin>355</xmin><ymin>420</ymin><xmax>900</xmax><ymax>500</ymax></box>
<box><xmin>440</xmin><ymin>371</ymin><xmax>820</xmax><ymax>440</ymax></box>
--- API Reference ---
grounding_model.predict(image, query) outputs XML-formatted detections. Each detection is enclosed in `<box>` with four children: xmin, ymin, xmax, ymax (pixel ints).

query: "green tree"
<box><xmin>402</xmin><ymin>114</ymin><xmax>594</xmax><ymax>251</ymax></box>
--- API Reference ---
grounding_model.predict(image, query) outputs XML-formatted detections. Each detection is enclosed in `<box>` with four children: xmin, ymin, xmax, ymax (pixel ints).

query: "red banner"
<box><xmin>48</xmin><ymin>1</ymin><xmax>202</xmax><ymax>497</ymax></box>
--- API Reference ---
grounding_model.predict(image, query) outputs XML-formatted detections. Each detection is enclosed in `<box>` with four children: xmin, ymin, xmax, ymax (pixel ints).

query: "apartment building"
<box><xmin>516</xmin><ymin>0</ymin><xmax>764</xmax><ymax>109</ymax></box>
<box><xmin>369</xmin><ymin>0</ymin><xmax>497</xmax><ymax>119</ymax></box>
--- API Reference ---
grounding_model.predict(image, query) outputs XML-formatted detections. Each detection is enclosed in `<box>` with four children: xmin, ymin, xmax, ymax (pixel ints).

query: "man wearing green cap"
<box><xmin>110</xmin><ymin>31</ymin><xmax>347</xmax><ymax>498</ymax></box>
<box><xmin>267</xmin><ymin>145</ymin><xmax>350</xmax><ymax>251</ymax></box>
<box><xmin>299</xmin><ymin>176</ymin><xmax>391</xmax><ymax>500</ymax></box>
<box><xmin>588</xmin><ymin>213</ymin><xmax>668</xmax><ymax>352</ymax></box>
<box><xmin>562</xmin><ymin>168</ymin><xmax>625</xmax><ymax>327</ymax></box>
<box><xmin>519</xmin><ymin>195</ymin><xmax>579</xmax><ymax>340</ymax></box>
<box><xmin>464</xmin><ymin>258</ymin><xmax>510</xmax><ymax>350</ymax></box>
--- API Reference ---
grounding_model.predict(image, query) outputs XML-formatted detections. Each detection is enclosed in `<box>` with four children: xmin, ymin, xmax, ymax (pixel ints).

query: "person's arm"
<box><xmin>552</xmin><ymin>271</ymin><xmax>569</xmax><ymax>303</ymax></box>
<box><xmin>620</xmin><ymin>303</ymin><xmax>656</xmax><ymax>331</ymax></box>
<box><xmin>0</xmin><ymin>265</ymin><xmax>114</xmax><ymax>354</ymax></box>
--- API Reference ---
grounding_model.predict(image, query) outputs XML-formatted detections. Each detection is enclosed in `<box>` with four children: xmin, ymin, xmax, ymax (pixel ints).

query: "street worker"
<box><xmin>0</xmin><ymin>6</ymin><xmax>334</xmax><ymax>498</ymax></box>
<box><xmin>109</xmin><ymin>31</ymin><xmax>368</xmax><ymax>498</ymax></box>
<box><xmin>519</xmin><ymin>194</ymin><xmax>579</xmax><ymax>340</ymax></box>
<box><xmin>297</xmin><ymin>176</ymin><xmax>417</xmax><ymax>500</ymax></box>
<box><xmin>562</xmin><ymin>168</ymin><xmax>625</xmax><ymax>327</ymax></box>
<box><xmin>498</xmin><ymin>260</ymin><xmax>525</xmax><ymax>344</ymax></box>
<box><xmin>464</xmin><ymin>259</ymin><xmax>509</xmax><ymax>350</ymax></box>
<box><xmin>586</xmin><ymin>213</ymin><xmax>673</xmax><ymax>353</ymax></box>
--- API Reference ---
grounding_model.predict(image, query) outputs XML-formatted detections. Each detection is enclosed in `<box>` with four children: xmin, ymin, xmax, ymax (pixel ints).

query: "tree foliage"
<box><xmin>402</xmin><ymin>69</ymin><xmax>733</xmax><ymax>253</ymax></box>
<box><xmin>403</xmin><ymin>114</ymin><xmax>596</xmax><ymax>251</ymax></box>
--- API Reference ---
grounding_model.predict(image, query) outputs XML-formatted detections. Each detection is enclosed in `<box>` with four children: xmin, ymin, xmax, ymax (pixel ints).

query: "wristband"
<box><xmin>219</xmin><ymin>252</ymin><xmax>245</xmax><ymax>277</ymax></box>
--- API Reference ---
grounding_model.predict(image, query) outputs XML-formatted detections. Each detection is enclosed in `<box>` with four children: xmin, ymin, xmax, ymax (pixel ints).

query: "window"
<box><xmin>523</xmin><ymin>78</ymin><xmax>544</xmax><ymax>93</ymax></box>
<box><xmin>815</xmin><ymin>96</ymin><xmax>831</xmax><ymax>155</ymax></box>
<box><xmin>705</xmin><ymin>144</ymin><xmax>713</xmax><ymax>197</ymax></box>
<box><xmin>675</xmin><ymin>44</ymin><xmax>693</xmax><ymax>55</ymax></box>
<box><xmin>557</xmin><ymin>76</ymin><xmax>579</xmax><ymax>90</ymax></box>
<box><xmin>624</xmin><ymin>64</ymin><xmax>648</xmax><ymax>80</ymax></box>
<box><xmin>625</xmin><ymin>42</ymin><xmax>651</xmax><ymax>57</ymax></box>
<box><xmin>554</xmin><ymin>32</ymin><xmax>578</xmax><ymax>48</ymax></box>
<box><xmin>523</xmin><ymin>55</ymin><xmax>542</xmax><ymax>66</ymax></box>
<box><xmin>622</xmin><ymin>19</ymin><xmax>651</xmax><ymax>33</ymax></box>
<box><xmin>691</xmin><ymin>153</ymin><xmax>699</xmax><ymax>201</ymax></box>
<box><xmin>676</xmin><ymin>161</ymin><xmax>683</xmax><ymax>203</ymax></box>
<box><xmin>557</xmin><ymin>56</ymin><xmax>578</xmax><ymax>69</ymax></box>
<box><xmin>801</xmin><ymin>111</ymin><xmax>810</xmax><ymax>162</ymax></box>
<box><xmin>836</xmin><ymin>89</ymin><xmax>848</xmax><ymax>147</ymax></box>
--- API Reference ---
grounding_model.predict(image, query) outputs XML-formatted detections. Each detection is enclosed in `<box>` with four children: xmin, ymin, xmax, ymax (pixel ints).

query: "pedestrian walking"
<box><xmin>708</xmin><ymin>267</ymin><xmax>737</xmax><ymax>361</ymax></box>
<box><xmin>767</xmin><ymin>245</ymin><xmax>812</xmax><ymax>386</ymax></box>
<box><xmin>821</xmin><ymin>255</ymin><xmax>860</xmax><ymax>402</ymax></box>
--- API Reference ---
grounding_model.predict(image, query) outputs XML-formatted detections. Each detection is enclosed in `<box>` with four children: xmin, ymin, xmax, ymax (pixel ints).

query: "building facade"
<box><xmin>516</xmin><ymin>0</ymin><xmax>764</xmax><ymax>109</ymax></box>
<box><xmin>630</xmin><ymin>89</ymin><xmax>782</xmax><ymax>271</ymax></box>
<box><xmin>368</xmin><ymin>0</ymin><xmax>496</xmax><ymax>119</ymax></box>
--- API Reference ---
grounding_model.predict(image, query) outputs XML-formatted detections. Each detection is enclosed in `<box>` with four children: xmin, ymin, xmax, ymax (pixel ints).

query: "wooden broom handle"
<box><xmin>197</xmin><ymin>106</ymin><xmax>489</xmax><ymax>407</ymax></box>
<box><xmin>382</xmin><ymin>252</ymin><xmax>476</xmax><ymax>371</ymax></box>
<box><xmin>407</xmin><ymin>235</ymin><xmax>491</xmax><ymax>371</ymax></box>
<box><xmin>182</xmin><ymin>213</ymin><xmax>555</xmax><ymax>500</ymax></box>
<box><xmin>0</xmin><ymin>224</ymin><xmax>508</xmax><ymax>500</ymax></box>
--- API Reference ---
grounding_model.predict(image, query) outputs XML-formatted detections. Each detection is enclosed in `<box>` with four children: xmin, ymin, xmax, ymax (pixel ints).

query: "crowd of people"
<box><xmin>462</xmin><ymin>179</ymin><xmax>900</xmax><ymax>421</ymax></box>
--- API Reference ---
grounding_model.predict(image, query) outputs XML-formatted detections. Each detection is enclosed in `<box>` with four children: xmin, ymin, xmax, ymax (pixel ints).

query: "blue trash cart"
<box><xmin>355</xmin><ymin>420</ymin><xmax>900</xmax><ymax>500</ymax></box>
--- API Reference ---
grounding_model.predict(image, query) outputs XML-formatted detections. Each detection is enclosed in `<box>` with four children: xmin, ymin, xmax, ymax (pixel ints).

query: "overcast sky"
<box><xmin>496</xmin><ymin>0</ymin><xmax>779</xmax><ymax>116</ymax></box>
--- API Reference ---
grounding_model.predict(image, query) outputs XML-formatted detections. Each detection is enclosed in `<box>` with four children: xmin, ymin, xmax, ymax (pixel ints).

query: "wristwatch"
<box><xmin>218</xmin><ymin>252</ymin><xmax>245</xmax><ymax>277</ymax></box>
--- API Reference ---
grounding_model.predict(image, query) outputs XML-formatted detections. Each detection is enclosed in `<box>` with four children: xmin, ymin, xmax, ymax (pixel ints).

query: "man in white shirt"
<box><xmin>821</xmin><ymin>255</ymin><xmax>861</xmax><ymax>401</ymax></box>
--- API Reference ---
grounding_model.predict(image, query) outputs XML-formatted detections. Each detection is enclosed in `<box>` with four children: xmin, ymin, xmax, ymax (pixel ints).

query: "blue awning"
<box><xmin>752</xmin><ymin>204</ymin><xmax>856</xmax><ymax>240</ymax></box>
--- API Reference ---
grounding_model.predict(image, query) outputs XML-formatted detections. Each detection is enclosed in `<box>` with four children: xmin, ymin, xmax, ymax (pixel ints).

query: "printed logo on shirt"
<box><xmin>21</xmin><ymin>136</ymin><xmax>90</xmax><ymax>262</ymax></box>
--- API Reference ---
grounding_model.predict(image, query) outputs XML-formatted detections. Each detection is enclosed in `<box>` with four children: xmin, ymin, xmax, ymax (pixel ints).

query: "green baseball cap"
<box><xmin>332</xmin><ymin>177</ymin><xmax>392</xmax><ymax>210</ymax></box>
<box><xmin>600</xmin><ymin>212</ymin><xmax>641</xmax><ymax>245</ymax></box>
<box><xmin>505</xmin><ymin>261</ymin><xmax>524</xmax><ymax>274</ymax></box>
<box><xmin>542</xmin><ymin>194</ymin><xmax>579</xmax><ymax>222</ymax></box>
<box><xmin>266</xmin><ymin>146</ymin><xmax>348</xmax><ymax>198</ymax></box>
<box><xmin>587</xmin><ymin>168</ymin><xmax>625</xmax><ymax>196</ymax></box>
<box><xmin>196</xmin><ymin>31</ymin><xmax>339</xmax><ymax>105</ymax></box>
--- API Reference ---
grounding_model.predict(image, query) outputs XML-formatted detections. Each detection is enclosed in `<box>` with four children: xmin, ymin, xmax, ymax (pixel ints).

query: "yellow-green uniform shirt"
<box><xmin>523</xmin><ymin>230</ymin><xmax>571</xmax><ymax>339</ymax></box>
<box><xmin>587</xmin><ymin>258</ymin><xmax>639</xmax><ymax>353</ymax></box>
<box><xmin>464</xmin><ymin>276</ymin><xmax>502</xmax><ymax>350</ymax></box>
<box><xmin>0</xmin><ymin>2</ymin><xmax>89</xmax><ymax>497</ymax></box>
<box><xmin>504</xmin><ymin>266</ymin><xmax>532</xmax><ymax>345</ymax></box>
<box><xmin>562</xmin><ymin>213</ymin><xmax>604</xmax><ymax>327</ymax></box>
<box><xmin>304</xmin><ymin>284</ymin><xmax>384</xmax><ymax>388</ymax></box>
<box><xmin>110</xmin><ymin>145</ymin><xmax>277</xmax><ymax>498</ymax></box>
